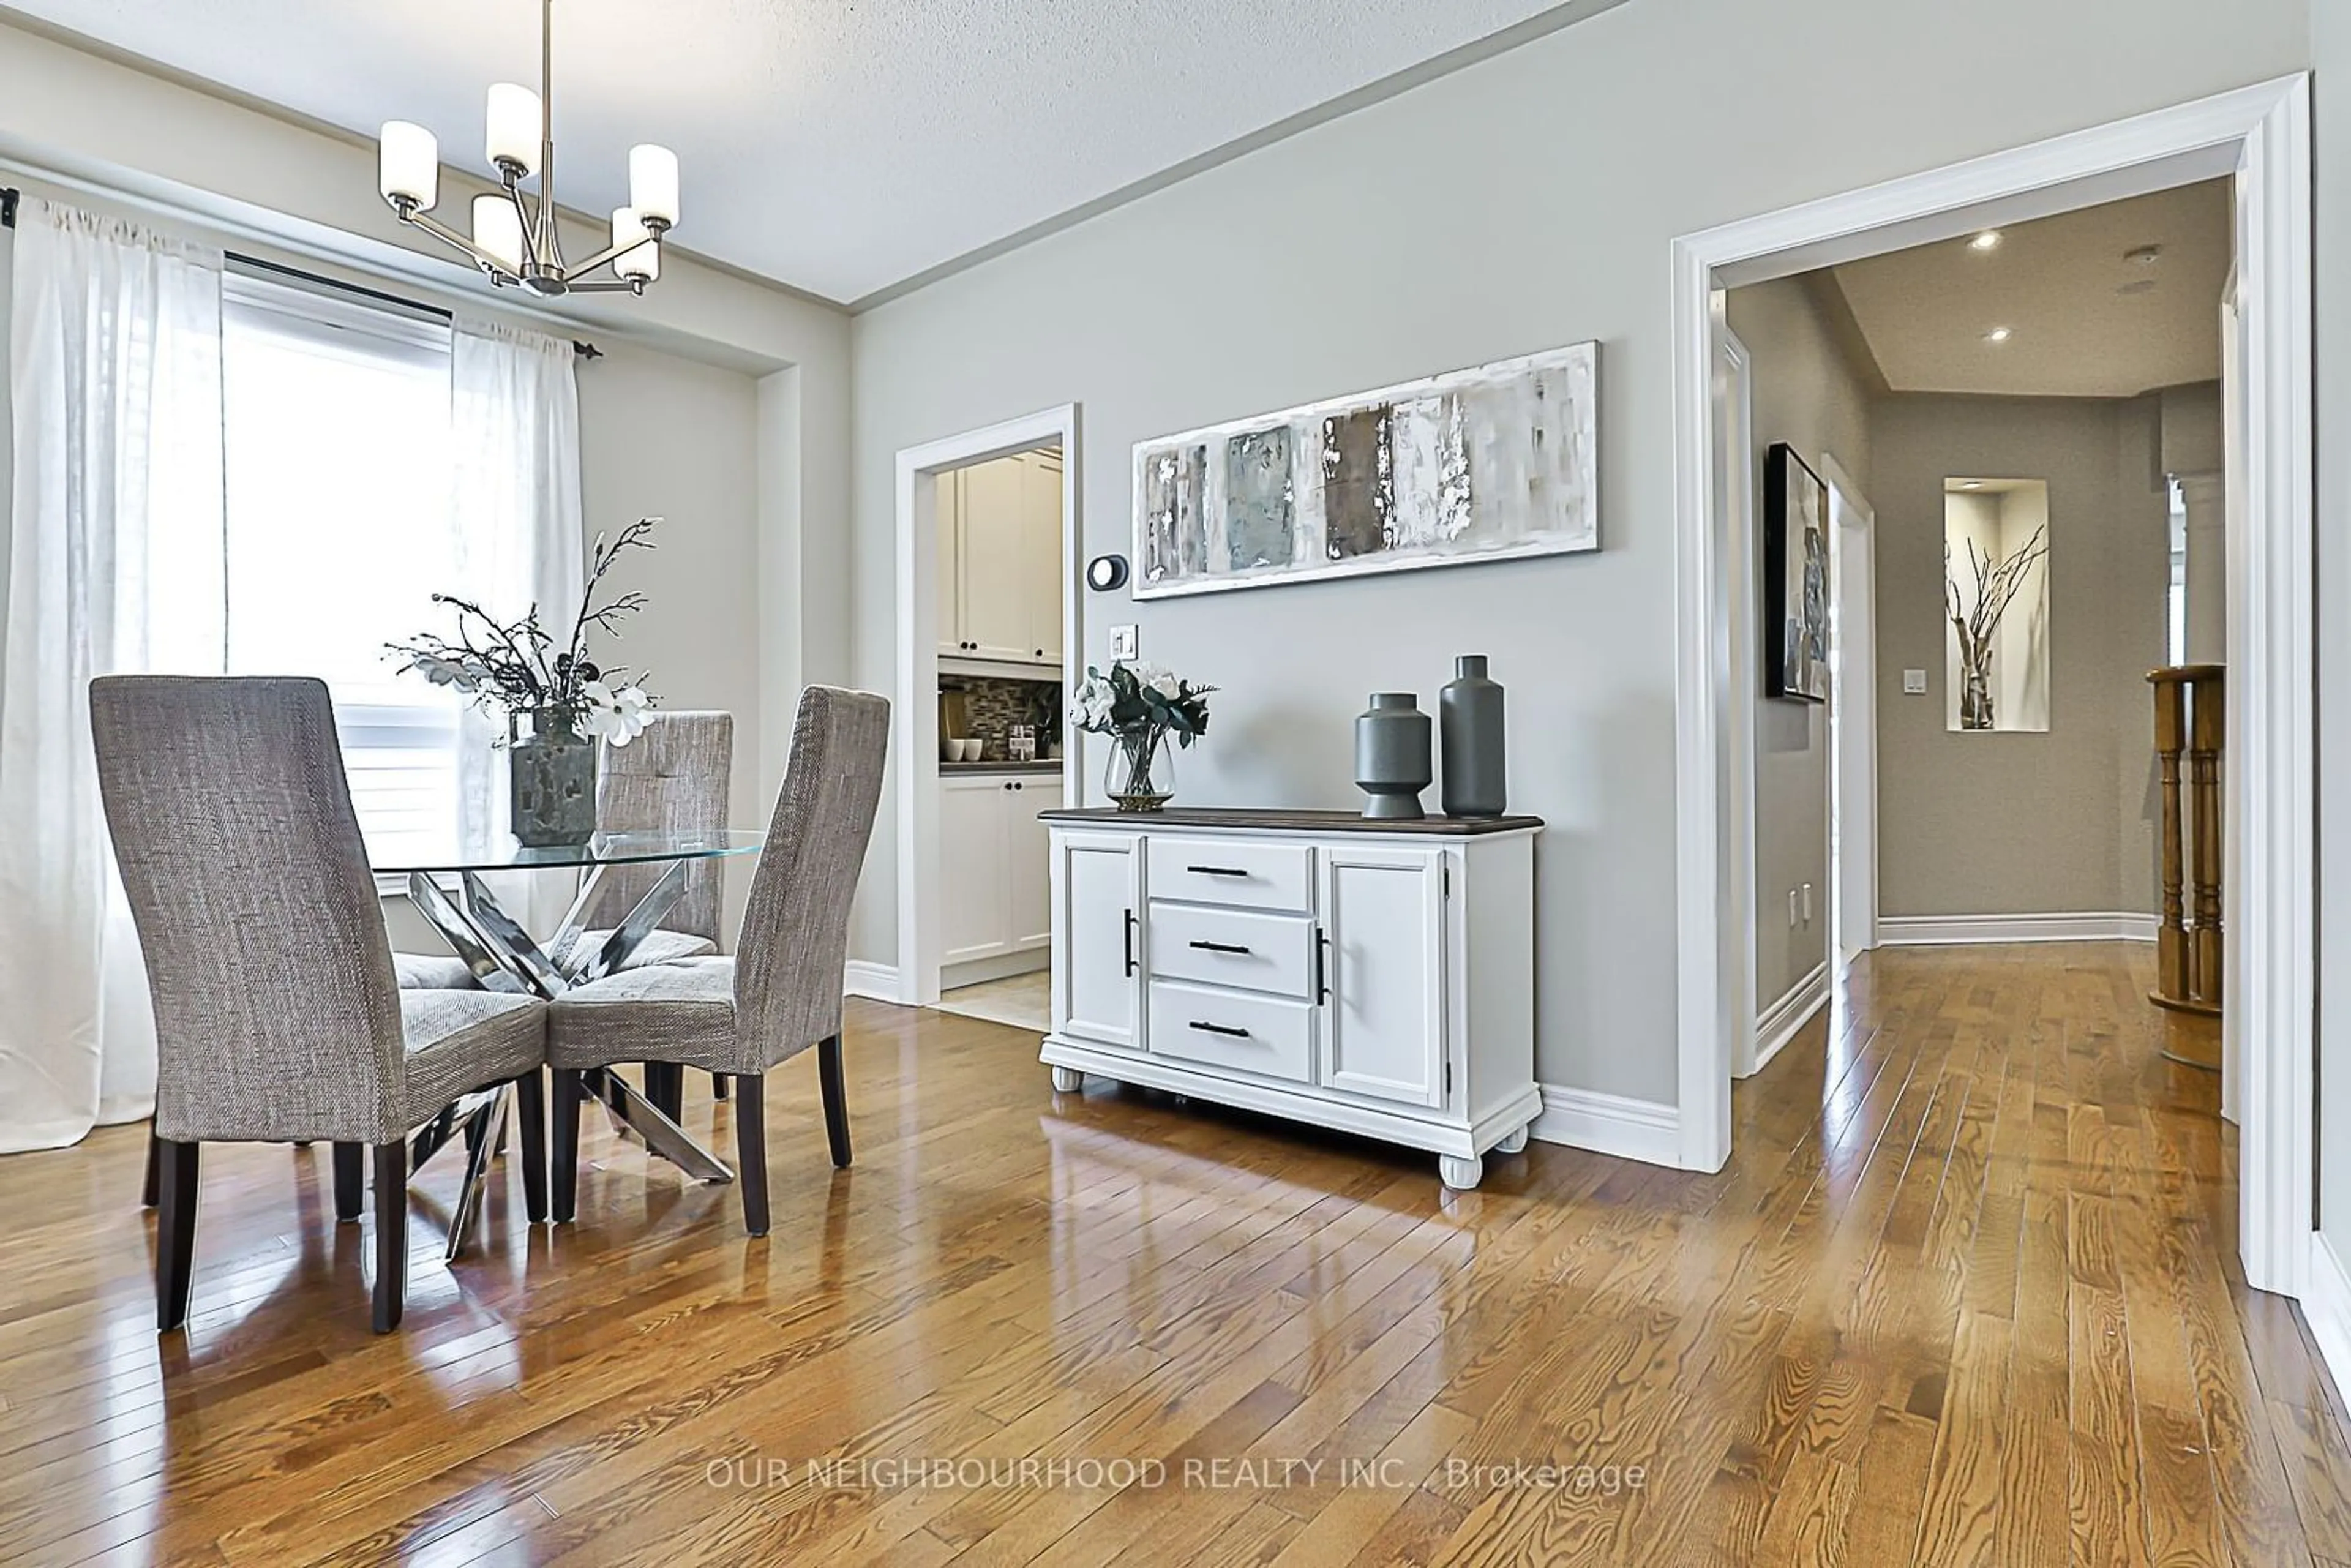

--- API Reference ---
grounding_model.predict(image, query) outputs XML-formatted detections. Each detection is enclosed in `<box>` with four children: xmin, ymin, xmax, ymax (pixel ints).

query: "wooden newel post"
<box><xmin>2148</xmin><ymin>664</ymin><xmax>2222</xmax><ymax>1035</ymax></box>
<box><xmin>2187</xmin><ymin>668</ymin><xmax>2225</xmax><ymax>1011</ymax></box>
<box><xmin>2148</xmin><ymin>670</ymin><xmax>2189</xmax><ymax>1004</ymax></box>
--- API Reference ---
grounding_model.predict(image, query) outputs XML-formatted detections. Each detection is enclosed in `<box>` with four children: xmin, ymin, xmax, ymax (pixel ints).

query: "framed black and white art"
<box><xmin>1763</xmin><ymin>443</ymin><xmax>1829</xmax><ymax>703</ymax></box>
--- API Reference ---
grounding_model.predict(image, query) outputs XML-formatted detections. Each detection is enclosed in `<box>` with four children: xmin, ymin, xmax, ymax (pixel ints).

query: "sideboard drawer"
<box><xmin>1146</xmin><ymin>836</ymin><xmax>1312</xmax><ymax>912</ymax></box>
<box><xmin>1147</xmin><ymin>980</ymin><xmax>1313</xmax><ymax>1084</ymax></box>
<box><xmin>1147</xmin><ymin>902</ymin><xmax>1316</xmax><ymax>999</ymax></box>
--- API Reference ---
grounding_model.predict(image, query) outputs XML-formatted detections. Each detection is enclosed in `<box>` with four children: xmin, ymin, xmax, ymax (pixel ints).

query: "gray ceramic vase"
<box><xmin>1439</xmin><ymin>655</ymin><xmax>1507</xmax><ymax>817</ymax></box>
<box><xmin>509</xmin><ymin>709</ymin><xmax>599</xmax><ymax>847</ymax></box>
<box><xmin>1355</xmin><ymin>693</ymin><xmax>1433</xmax><ymax>820</ymax></box>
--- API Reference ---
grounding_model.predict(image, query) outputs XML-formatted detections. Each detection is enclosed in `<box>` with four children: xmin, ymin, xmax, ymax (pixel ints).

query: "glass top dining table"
<box><xmin>369</xmin><ymin>827</ymin><xmax>766</xmax><ymax>1001</ymax></box>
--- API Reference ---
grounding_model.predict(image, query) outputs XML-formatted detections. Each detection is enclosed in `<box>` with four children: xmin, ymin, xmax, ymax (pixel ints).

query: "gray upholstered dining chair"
<box><xmin>91</xmin><ymin>676</ymin><xmax>549</xmax><ymax>1334</ymax></box>
<box><xmin>392</xmin><ymin>710</ymin><xmax>734</xmax><ymax>992</ymax></box>
<box><xmin>547</xmin><ymin>686</ymin><xmax>888</xmax><ymax>1236</ymax></box>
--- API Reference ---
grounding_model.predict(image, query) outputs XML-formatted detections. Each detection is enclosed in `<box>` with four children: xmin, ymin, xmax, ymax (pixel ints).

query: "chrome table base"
<box><xmin>407</xmin><ymin>857</ymin><xmax>734</xmax><ymax>1195</ymax></box>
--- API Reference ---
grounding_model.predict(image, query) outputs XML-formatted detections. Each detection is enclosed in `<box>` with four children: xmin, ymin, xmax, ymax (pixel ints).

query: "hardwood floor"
<box><xmin>2</xmin><ymin>942</ymin><xmax>2346</xmax><ymax>1564</ymax></box>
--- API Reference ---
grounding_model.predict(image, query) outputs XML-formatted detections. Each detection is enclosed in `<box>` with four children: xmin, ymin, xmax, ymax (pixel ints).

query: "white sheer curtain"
<box><xmin>0</xmin><ymin>200</ymin><xmax>225</xmax><ymax>1153</ymax></box>
<box><xmin>449</xmin><ymin>321</ymin><xmax>582</xmax><ymax>919</ymax></box>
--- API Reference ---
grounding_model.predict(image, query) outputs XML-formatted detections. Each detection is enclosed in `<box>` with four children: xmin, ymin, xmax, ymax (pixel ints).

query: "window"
<box><xmin>220</xmin><ymin>271</ymin><xmax>462</xmax><ymax>844</ymax></box>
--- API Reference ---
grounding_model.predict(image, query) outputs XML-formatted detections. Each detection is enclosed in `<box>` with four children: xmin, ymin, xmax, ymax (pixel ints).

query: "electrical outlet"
<box><xmin>1802</xmin><ymin>883</ymin><xmax>1815</xmax><ymax>924</ymax></box>
<box><xmin>1789</xmin><ymin>889</ymin><xmax>1801</xmax><ymax>928</ymax></box>
<box><xmin>1110</xmin><ymin>625</ymin><xmax>1139</xmax><ymax>661</ymax></box>
<box><xmin>1903</xmin><ymin>669</ymin><xmax>1929</xmax><ymax>695</ymax></box>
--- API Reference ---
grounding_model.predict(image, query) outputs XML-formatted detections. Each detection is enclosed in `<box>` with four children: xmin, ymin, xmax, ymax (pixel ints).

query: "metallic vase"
<box><xmin>1355</xmin><ymin>693</ymin><xmax>1432</xmax><ymax>820</ymax></box>
<box><xmin>1439</xmin><ymin>655</ymin><xmax>1507</xmax><ymax>817</ymax></box>
<box><xmin>509</xmin><ymin>709</ymin><xmax>599</xmax><ymax>847</ymax></box>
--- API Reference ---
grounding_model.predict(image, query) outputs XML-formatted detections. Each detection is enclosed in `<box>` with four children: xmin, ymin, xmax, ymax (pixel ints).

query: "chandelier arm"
<box><xmin>565</xmin><ymin>238</ymin><xmax>654</xmax><ymax>279</ymax></box>
<box><xmin>563</xmin><ymin>279</ymin><xmax>648</xmax><ymax>295</ymax></box>
<box><xmin>398</xmin><ymin>204</ymin><xmax>524</xmax><ymax>283</ymax></box>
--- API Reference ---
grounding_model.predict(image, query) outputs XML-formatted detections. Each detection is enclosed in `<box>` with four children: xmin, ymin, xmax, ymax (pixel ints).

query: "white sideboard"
<box><xmin>1039</xmin><ymin>807</ymin><xmax>1541</xmax><ymax>1190</ymax></box>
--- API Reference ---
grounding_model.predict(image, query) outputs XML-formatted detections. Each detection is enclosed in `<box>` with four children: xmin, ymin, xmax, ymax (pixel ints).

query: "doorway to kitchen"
<box><xmin>891</xmin><ymin>405</ymin><xmax>1082</xmax><ymax>1026</ymax></box>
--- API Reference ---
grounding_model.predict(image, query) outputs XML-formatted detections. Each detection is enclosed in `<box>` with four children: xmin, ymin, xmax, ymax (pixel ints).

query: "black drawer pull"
<box><xmin>1188</xmin><ymin>939</ymin><xmax>1251</xmax><ymax>955</ymax></box>
<box><xmin>1187</xmin><ymin>865</ymin><xmax>1249</xmax><ymax>878</ymax></box>
<box><xmin>1187</xmin><ymin>1020</ymin><xmax>1250</xmax><ymax>1039</ymax></box>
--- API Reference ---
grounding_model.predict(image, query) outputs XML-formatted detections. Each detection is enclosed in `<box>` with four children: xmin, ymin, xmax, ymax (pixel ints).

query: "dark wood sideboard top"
<box><xmin>1037</xmin><ymin>807</ymin><xmax>1543</xmax><ymax>836</ymax></box>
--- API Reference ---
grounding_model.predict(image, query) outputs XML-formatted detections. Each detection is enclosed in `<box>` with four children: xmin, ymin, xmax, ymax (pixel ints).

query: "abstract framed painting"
<box><xmin>1130</xmin><ymin>343</ymin><xmax>1599</xmax><ymax>599</ymax></box>
<box><xmin>1763</xmin><ymin>442</ymin><xmax>1829</xmax><ymax>703</ymax></box>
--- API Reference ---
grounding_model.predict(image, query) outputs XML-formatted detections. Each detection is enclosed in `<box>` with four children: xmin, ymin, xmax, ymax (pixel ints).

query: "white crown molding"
<box><xmin>1528</xmin><ymin>1083</ymin><xmax>1681</xmax><ymax>1169</ymax></box>
<box><xmin>1877</xmin><ymin>912</ymin><xmax>2159</xmax><ymax>946</ymax></box>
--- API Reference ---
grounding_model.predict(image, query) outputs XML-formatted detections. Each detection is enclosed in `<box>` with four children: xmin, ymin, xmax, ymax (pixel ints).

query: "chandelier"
<box><xmin>374</xmin><ymin>0</ymin><xmax>677</xmax><ymax>297</ymax></box>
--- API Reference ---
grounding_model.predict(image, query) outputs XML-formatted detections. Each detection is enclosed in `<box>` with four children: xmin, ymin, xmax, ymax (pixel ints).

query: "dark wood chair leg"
<box><xmin>515</xmin><ymin>1071</ymin><xmax>547</xmax><ymax>1224</ymax></box>
<box><xmin>817</xmin><ymin>1035</ymin><xmax>851</xmax><ymax>1169</ymax></box>
<box><xmin>735</xmin><ymin>1073</ymin><xmax>768</xmax><ymax>1236</ymax></box>
<box><xmin>154</xmin><ymin>1139</ymin><xmax>200</xmax><ymax>1332</ymax></box>
<box><xmin>372</xmin><ymin>1141</ymin><xmax>407</xmax><ymax>1334</ymax></box>
<box><xmin>644</xmin><ymin>1062</ymin><xmax>684</xmax><ymax>1122</ymax></box>
<box><xmin>552</xmin><ymin>1068</ymin><xmax>583</xmax><ymax>1224</ymax></box>
<box><xmin>712</xmin><ymin>1072</ymin><xmax>728</xmax><ymax>1101</ymax></box>
<box><xmin>332</xmin><ymin>1142</ymin><xmax>366</xmax><ymax>1222</ymax></box>
<box><xmin>141</xmin><ymin>1127</ymin><xmax>160</xmax><ymax>1208</ymax></box>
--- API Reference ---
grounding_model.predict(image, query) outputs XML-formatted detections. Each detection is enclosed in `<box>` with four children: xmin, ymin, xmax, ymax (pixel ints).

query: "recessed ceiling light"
<box><xmin>1984</xmin><ymin>326</ymin><xmax>2012</xmax><ymax>343</ymax></box>
<box><xmin>1969</xmin><ymin>230</ymin><xmax>2003</xmax><ymax>252</ymax></box>
<box><xmin>2125</xmin><ymin>244</ymin><xmax>2163</xmax><ymax>266</ymax></box>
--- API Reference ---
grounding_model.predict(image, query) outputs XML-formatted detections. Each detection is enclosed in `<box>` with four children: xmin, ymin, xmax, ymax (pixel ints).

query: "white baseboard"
<box><xmin>1877</xmin><ymin>912</ymin><xmax>2159</xmax><ymax>946</ymax></box>
<box><xmin>1528</xmin><ymin>1083</ymin><xmax>1681</xmax><ymax>1169</ymax></box>
<box><xmin>2304</xmin><ymin>1232</ymin><xmax>2351</xmax><ymax>1406</ymax></box>
<box><xmin>844</xmin><ymin>960</ymin><xmax>902</xmax><ymax>1002</ymax></box>
<box><xmin>1747</xmin><ymin>961</ymin><xmax>1829</xmax><ymax>1079</ymax></box>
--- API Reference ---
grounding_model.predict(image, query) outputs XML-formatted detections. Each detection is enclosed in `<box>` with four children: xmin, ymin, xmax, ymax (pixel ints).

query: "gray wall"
<box><xmin>1725</xmin><ymin>277</ymin><xmax>1876</xmax><ymax>1012</ymax></box>
<box><xmin>1870</xmin><ymin>395</ymin><xmax>2169</xmax><ymax>919</ymax></box>
<box><xmin>2315</xmin><ymin>0</ymin><xmax>2351</xmax><ymax>1255</ymax></box>
<box><xmin>846</xmin><ymin>0</ymin><xmax>2304</xmax><ymax>1105</ymax></box>
<box><xmin>577</xmin><ymin>343</ymin><xmax>764</xmax><ymax>939</ymax></box>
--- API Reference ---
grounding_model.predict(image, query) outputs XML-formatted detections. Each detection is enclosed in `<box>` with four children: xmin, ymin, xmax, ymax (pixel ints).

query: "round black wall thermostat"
<box><xmin>1086</xmin><ymin>554</ymin><xmax>1130</xmax><ymax>593</ymax></box>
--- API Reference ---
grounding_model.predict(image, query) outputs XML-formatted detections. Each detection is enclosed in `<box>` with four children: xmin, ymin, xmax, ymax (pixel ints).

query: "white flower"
<box><xmin>582</xmin><ymin>681</ymin><xmax>653</xmax><ymax>746</ymax></box>
<box><xmin>1148</xmin><ymin>670</ymin><xmax>1182</xmax><ymax>700</ymax></box>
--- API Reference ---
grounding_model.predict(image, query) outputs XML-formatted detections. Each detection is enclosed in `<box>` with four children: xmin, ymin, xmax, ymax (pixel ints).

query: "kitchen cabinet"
<box><xmin>1040</xmin><ymin>808</ymin><xmax>1542</xmax><ymax>1190</ymax></box>
<box><xmin>939</xmin><ymin>770</ymin><xmax>1057</xmax><ymax>975</ymax></box>
<box><xmin>937</xmin><ymin>451</ymin><xmax>1063</xmax><ymax>669</ymax></box>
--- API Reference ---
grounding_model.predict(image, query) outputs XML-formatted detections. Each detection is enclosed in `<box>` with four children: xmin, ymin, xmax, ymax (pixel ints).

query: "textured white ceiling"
<box><xmin>1832</xmin><ymin>179</ymin><xmax>2232</xmax><ymax>399</ymax></box>
<box><xmin>9</xmin><ymin>0</ymin><xmax>1583</xmax><ymax>304</ymax></box>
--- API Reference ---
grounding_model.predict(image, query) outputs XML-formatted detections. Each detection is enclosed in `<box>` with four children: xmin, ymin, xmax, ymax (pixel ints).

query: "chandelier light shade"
<box><xmin>375</xmin><ymin>0</ymin><xmax>674</xmax><ymax>298</ymax></box>
<box><xmin>628</xmin><ymin>145</ymin><xmax>680</xmax><ymax>227</ymax></box>
<box><xmin>378</xmin><ymin>121</ymin><xmax>439</xmax><ymax>209</ymax></box>
<box><xmin>484</xmin><ymin>83</ymin><xmax>544</xmax><ymax>176</ymax></box>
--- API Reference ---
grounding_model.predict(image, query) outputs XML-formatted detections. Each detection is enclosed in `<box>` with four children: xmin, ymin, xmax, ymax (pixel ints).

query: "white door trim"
<box><xmin>1818</xmin><ymin>452</ymin><xmax>1878</xmax><ymax>965</ymax></box>
<box><xmin>1670</xmin><ymin>75</ymin><xmax>2313</xmax><ymax>1303</ymax></box>
<box><xmin>894</xmin><ymin>403</ymin><xmax>1082</xmax><ymax>1008</ymax></box>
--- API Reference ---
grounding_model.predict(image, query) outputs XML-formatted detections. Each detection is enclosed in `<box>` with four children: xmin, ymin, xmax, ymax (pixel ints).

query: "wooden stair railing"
<box><xmin>2148</xmin><ymin>666</ymin><xmax>2222</xmax><ymax>1062</ymax></box>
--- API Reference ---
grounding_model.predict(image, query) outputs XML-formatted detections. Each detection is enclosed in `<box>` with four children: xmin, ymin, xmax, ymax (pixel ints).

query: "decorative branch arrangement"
<box><xmin>387</xmin><ymin>517</ymin><xmax>661</xmax><ymax>745</ymax></box>
<box><xmin>1944</xmin><ymin>524</ymin><xmax>2047</xmax><ymax>731</ymax></box>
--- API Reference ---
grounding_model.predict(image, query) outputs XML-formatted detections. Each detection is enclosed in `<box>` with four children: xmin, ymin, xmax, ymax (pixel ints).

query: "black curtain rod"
<box><xmin>0</xmin><ymin>186</ymin><xmax>601</xmax><ymax>361</ymax></box>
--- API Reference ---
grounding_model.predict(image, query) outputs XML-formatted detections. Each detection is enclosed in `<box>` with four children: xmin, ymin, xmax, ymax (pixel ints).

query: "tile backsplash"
<box><xmin>940</xmin><ymin>675</ymin><xmax>1062</xmax><ymax>760</ymax></box>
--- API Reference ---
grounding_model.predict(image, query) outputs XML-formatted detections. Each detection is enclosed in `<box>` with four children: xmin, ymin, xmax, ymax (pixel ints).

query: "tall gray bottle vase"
<box><xmin>1356</xmin><ymin>693</ymin><xmax>1433</xmax><ymax>820</ymax></box>
<box><xmin>1439</xmin><ymin>655</ymin><xmax>1507</xmax><ymax>817</ymax></box>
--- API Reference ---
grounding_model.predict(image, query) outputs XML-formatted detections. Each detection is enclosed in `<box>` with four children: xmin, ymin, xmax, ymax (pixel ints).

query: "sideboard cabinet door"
<box><xmin>1055</xmin><ymin>830</ymin><xmax>1144</xmax><ymax>1051</ymax></box>
<box><xmin>1317</xmin><ymin>844</ymin><xmax>1446</xmax><ymax>1108</ymax></box>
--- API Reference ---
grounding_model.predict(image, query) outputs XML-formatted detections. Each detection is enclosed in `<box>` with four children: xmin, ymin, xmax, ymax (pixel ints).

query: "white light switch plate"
<box><xmin>1903</xmin><ymin>669</ymin><xmax>1929</xmax><ymax>694</ymax></box>
<box><xmin>1110</xmin><ymin>625</ymin><xmax>1139</xmax><ymax>661</ymax></box>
